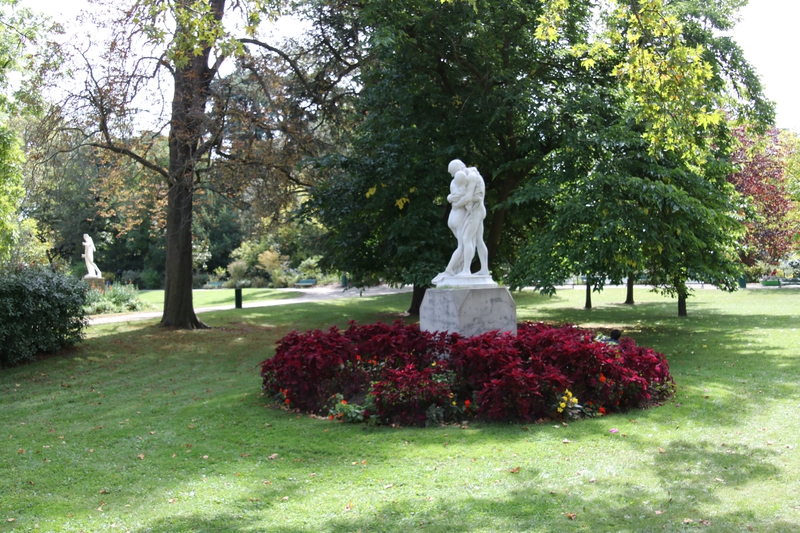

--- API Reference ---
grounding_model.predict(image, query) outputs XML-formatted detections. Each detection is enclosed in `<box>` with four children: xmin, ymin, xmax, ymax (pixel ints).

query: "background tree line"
<box><xmin>2</xmin><ymin>0</ymin><xmax>799</xmax><ymax>326</ymax></box>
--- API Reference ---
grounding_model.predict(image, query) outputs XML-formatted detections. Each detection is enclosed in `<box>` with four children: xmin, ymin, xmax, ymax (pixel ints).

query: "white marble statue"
<box><xmin>82</xmin><ymin>233</ymin><xmax>102</xmax><ymax>278</ymax></box>
<box><xmin>432</xmin><ymin>159</ymin><xmax>494</xmax><ymax>287</ymax></box>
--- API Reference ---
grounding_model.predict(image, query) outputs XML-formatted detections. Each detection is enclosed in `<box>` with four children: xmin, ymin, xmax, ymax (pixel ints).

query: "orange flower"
<box><xmin>284</xmin><ymin>398</ymin><xmax>291</xmax><ymax>405</ymax></box>
<box><xmin>464</xmin><ymin>399</ymin><xmax>471</xmax><ymax>409</ymax></box>
<box><xmin>599</xmin><ymin>374</ymin><xmax>607</xmax><ymax>383</ymax></box>
<box><xmin>598</xmin><ymin>407</ymin><xmax>606</xmax><ymax>415</ymax></box>
<box><xmin>341</xmin><ymin>400</ymin><xmax>347</xmax><ymax>405</ymax></box>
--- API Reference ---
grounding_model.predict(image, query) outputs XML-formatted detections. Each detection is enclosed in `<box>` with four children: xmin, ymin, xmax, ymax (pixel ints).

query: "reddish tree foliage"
<box><xmin>728</xmin><ymin>125</ymin><xmax>798</xmax><ymax>265</ymax></box>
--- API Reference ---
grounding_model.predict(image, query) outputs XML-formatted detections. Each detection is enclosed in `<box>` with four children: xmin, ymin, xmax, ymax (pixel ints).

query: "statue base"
<box><xmin>420</xmin><ymin>286</ymin><xmax>516</xmax><ymax>338</ymax></box>
<box><xmin>84</xmin><ymin>276</ymin><xmax>106</xmax><ymax>292</ymax></box>
<box><xmin>431</xmin><ymin>273</ymin><xmax>498</xmax><ymax>289</ymax></box>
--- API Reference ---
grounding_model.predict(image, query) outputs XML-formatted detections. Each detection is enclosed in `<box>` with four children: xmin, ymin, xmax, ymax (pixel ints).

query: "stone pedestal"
<box><xmin>84</xmin><ymin>276</ymin><xmax>106</xmax><ymax>292</ymax></box>
<box><xmin>420</xmin><ymin>287</ymin><xmax>516</xmax><ymax>337</ymax></box>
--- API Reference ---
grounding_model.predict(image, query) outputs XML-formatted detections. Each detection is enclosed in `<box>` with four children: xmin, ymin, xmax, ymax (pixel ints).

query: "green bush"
<box><xmin>0</xmin><ymin>265</ymin><xmax>88</xmax><ymax>367</ymax></box>
<box><xmin>84</xmin><ymin>284</ymin><xmax>146</xmax><ymax>315</ymax></box>
<box><xmin>140</xmin><ymin>269</ymin><xmax>162</xmax><ymax>289</ymax></box>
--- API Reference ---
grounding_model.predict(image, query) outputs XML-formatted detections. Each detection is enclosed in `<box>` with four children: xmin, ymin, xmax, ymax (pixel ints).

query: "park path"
<box><xmin>88</xmin><ymin>285</ymin><xmax>414</xmax><ymax>326</ymax></box>
<box><xmin>88</xmin><ymin>281</ymin><xmax>790</xmax><ymax>326</ymax></box>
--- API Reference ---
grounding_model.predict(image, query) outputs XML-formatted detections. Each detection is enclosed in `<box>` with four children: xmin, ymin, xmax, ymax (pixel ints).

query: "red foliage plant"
<box><xmin>260</xmin><ymin>321</ymin><xmax>674</xmax><ymax>425</ymax></box>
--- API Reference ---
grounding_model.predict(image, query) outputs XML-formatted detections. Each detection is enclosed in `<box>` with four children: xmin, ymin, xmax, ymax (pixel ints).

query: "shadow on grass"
<box><xmin>4</xmin><ymin>291</ymin><xmax>800</xmax><ymax>532</ymax></box>
<box><xmin>128</xmin><ymin>436</ymin><xmax>794</xmax><ymax>533</ymax></box>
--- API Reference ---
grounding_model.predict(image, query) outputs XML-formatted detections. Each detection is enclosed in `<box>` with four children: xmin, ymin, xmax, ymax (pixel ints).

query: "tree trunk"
<box><xmin>678</xmin><ymin>291</ymin><xmax>687</xmax><ymax>317</ymax></box>
<box><xmin>485</xmin><ymin>172</ymin><xmax>524</xmax><ymax>270</ymax></box>
<box><xmin>624</xmin><ymin>275</ymin><xmax>635</xmax><ymax>305</ymax></box>
<box><xmin>407</xmin><ymin>284</ymin><xmax>428</xmax><ymax>316</ymax></box>
<box><xmin>159</xmin><ymin>4</ymin><xmax>223</xmax><ymax>328</ymax></box>
<box><xmin>161</xmin><ymin>179</ymin><xmax>206</xmax><ymax>328</ymax></box>
<box><xmin>585</xmin><ymin>280</ymin><xmax>592</xmax><ymax>309</ymax></box>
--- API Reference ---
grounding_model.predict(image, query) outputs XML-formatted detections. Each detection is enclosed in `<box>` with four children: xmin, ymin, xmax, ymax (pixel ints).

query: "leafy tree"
<box><xmin>0</xmin><ymin>127</ymin><xmax>23</xmax><ymax>258</ymax></box>
<box><xmin>308</xmin><ymin>0</ymin><xmax>595</xmax><ymax>312</ymax></box>
<box><xmin>0</xmin><ymin>1</ymin><xmax>55</xmax><ymax>259</ymax></box>
<box><xmin>728</xmin><ymin>125</ymin><xmax>798</xmax><ymax>266</ymax></box>
<box><xmin>32</xmin><ymin>0</ymin><xmax>360</xmax><ymax>328</ymax></box>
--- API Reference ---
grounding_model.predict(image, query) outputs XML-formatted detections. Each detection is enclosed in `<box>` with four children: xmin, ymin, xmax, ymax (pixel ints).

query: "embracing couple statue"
<box><xmin>431</xmin><ymin>159</ymin><xmax>493</xmax><ymax>286</ymax></box>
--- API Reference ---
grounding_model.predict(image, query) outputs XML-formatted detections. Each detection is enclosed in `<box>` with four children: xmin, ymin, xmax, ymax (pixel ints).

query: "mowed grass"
<box><xmin>137</xmin><ymin>288</ymin><xmax>303</xmax><ymax>309</ymax></box>
<box><xmin>1</xmin><ymin>287</ymin><xmax>799</xmax><ymax>532</ymax></box>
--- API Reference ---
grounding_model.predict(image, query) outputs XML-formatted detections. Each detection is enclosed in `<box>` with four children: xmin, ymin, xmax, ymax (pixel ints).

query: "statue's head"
<box><xmin>448</xmin><ymin>159</ymin><xmax>466</xmax><ymax>176</ymax></box>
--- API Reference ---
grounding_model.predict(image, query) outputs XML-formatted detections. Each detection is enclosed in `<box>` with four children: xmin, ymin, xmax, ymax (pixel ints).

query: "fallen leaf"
<box><xmin>700</xmin><ymin>519</ymin><xmax>711</xmax><ymax>525</ymax></box>
<box><xmin>562</xmin><ymin>439</ymin><xmax>571</xmax><ymax>444</ymax></box>
<box><xmin>136</xmin><ymin>454</ymin><xmax>145</xmax><ymax>460</ymax></box>
<box><xmin>7</xmin><ymin>518</ymin><xmax>16</xmax><ymax>522</ymax></box>
<box><xmin>589</xmin><ymin>478</ymin><xmax>596</xmax><ymax>483</ymax></box>
<box><xmin>17</xmin><ymin>449</ymin><xmax>24</xmax><ymax>454</ymax></box>
<box><xmin>99</xmin><ymin>489</ymin><xmax>109</xmax><ymax>494</ymax></box>
<box><xmin>714</xmin><ymin>478</ymin><xmax>724</xmax><ymax>483</ymax></box>
<box><xmin>168</xmin><ymin>498</ymin><xmax>177</xmax><ymax>504</ymax></box>
<box><xmin>766</xmin><ymin>441</ymin><xmax>773</xmax><ymax>446</ymax></box>
<box><xmin>655</xmin><ymin>510</ymin><xmax>663</xmax><ymax>515</ymax></box>
<box><xmin>384</xmin><ymin>483</ymin><xmax>393</xmax><ymax>489</ymax></box>
<box><xmin>658</xmin><ymin>448</ymin><xmax>665</xmax><ymax>453</ymax></box>
<box><xmin>268</xmin><ymin>454</ymin><xmax>279</xmax><ymax>460</ymax></box>
<box><xmin>509</xmin><ymin>467</ymin><xmax>521</xmax><ymax>474</ymax></box>
<box><xmin>241</xmin><ymin>453</ymin><xmax>250</xmax><ymax>457</ymax></box>
<box><xmin>281</xmin><ymin>496</ymin><xmax>289</xmax><ymax>501</ymax></box>
<box><xmin>566</xmin><ymin>513</ymin><xmax>577</xmax><ymax>520</ymax></box>
<box><xmin>684</xmin><ymin>518</ymin><xmax>694</xmax><ymax>524</ymax></box>
<box><xmin>344</xmin><ymin>501</ymin><xmax>353</xmax><ymax>511</ymax></box>
<box><xmin>202</xmin><ymin>455</ymin><xmax>209</xmax><ymax>459</ymax></box>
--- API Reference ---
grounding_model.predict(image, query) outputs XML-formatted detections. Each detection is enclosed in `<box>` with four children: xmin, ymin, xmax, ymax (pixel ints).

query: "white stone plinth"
<box><xmin>431</xmin><ymin>273</ymin><xmax>498</xmax><ymax>289</ymax></box>
<box><xmin>84</xmin><ymin>276</ymin><xmax>106</xmax><ymax>292</ymax></box>
<box><xmin>420</xmin><ymin>287</ymin><xmax>516</xmax><ymax>337</ymax></box>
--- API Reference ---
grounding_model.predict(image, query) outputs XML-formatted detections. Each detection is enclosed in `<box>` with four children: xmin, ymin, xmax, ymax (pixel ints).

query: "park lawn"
<box><xmin>137</xmin><ymin>288</ymin><xmax>303</xmax><ymax>309</ymax></box>
<box><xmin>1</xmin><ymin>287</ymin><xmax>799</xmax><ymax>532</ymax></box>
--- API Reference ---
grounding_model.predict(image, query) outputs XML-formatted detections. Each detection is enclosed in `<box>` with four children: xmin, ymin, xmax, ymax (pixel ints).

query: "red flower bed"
<box><xmin>259</xmin><ymin>321</ymin><xmax>674</xmax><ymax>425</ymax></box>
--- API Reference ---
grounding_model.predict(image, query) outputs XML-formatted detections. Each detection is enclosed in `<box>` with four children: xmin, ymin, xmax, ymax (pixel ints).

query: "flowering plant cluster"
<box><xmin>259</xmin><ymin>321</ymin><xmax>674</xmax><ymax>425</ymax></box>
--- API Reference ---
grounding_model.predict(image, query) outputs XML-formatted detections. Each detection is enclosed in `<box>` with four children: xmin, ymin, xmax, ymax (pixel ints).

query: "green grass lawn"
<box><xmin>2</xmin><ymin>287</ymin><xmax>799</xmax><ymax>532</ymax></box>
<box><xmin>137</xmin><ymin>288</ymin><xmax>303</xmax><ymax>309</ymax></box>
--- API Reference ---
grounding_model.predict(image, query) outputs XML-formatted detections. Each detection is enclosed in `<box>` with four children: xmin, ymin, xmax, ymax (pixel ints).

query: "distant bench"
<box><xmin>294</xmin><ymin>278</ymin><xmax>317</xmax><ymax>288</ymax></box>
<box><xmin>202</xmin><ymin>281</ymin><xmax>224</xmax><ymax>289</ymax></box>
<box><xmin>780</xmin><ymin>278</ymin><xmax>800</xmax><ymax>287</ymax></box>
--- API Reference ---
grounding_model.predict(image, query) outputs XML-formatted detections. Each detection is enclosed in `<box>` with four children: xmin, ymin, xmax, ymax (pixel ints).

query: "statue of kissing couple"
<box><xmin>431</xmin><ymin>159</ymin><xmax>492</xmax><ymax>286</ymax></box>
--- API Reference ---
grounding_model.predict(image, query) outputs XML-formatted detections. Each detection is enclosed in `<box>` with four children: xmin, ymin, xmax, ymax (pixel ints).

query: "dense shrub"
<box><xmin>260</xmin><ymin>321</ymin><xmax>674</xmax><ymax>426</ymax></box>
<box><xmin>83</xmin><ymin>284</ymin><xmax>146</xmax><ymax>315</ymax></box>
<box><xmin>0</xmin><ymin>265</ymin><xmax>89</xmax><ymax>366</ymax></box>
<box><xmin>140</xmin><ymin>269</ymin><xmax>162</xmax><ymax>289</ymax></box>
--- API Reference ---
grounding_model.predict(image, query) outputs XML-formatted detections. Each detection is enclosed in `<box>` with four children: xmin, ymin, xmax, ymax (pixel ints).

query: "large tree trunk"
<box><xmin>676</xmin><ymin>277</ymin><xmax>688</xmax><ymax>317</ymax></box>
<box><xmin>624</xmin><ymin>275</ymin><xmax>635</xmax><ymax>305</ymax></box>
<box><xmin>485</xmin><ymin>172</ymin><xmax>524</xmax><ymax>270</ymax></box>
<box><xmin>160</xmin><ymin>3</ymin><xmax>224</xmax><ymax>329</ymax></box>
<box><xmin>678</xmin><ymin>292</ymin><xmax>687</xmax><ymax>317</ymax></box>
<box><xmin>585</xmin><ymin>280</ymin><xmax>592</xmax><ymax>309</ymax></box>
<box><xmin>407</xmin><ymin>284</ymin><xmax>428</xmax><ymax>316</ymax></box>
<box><xmin>161</xmin><ymin>179</ymin><xmax>205</xmax><ymax>328</ymax></box>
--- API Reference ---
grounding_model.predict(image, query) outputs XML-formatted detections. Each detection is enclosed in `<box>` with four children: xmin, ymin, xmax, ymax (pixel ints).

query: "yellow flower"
<box><xmin>560</xmin><ymin>402</ymin><xmax>566</xmax><ymax>409</ymax></box>
<box><xmin>452</xmin><ymin>401</ymin><xmax>456</xmax><ymax>406</ymax></box>
<box><xmin>571</xmin><ymin>398</ymin><xmax>578</xmax><ymax>404</ymax></box>
<box><xmin>557</xmin><ymin>407</ymin><xmax>564</xmax><ymax>413</ymax></box>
